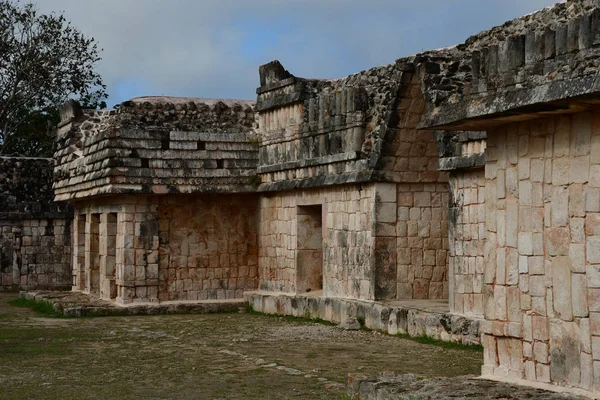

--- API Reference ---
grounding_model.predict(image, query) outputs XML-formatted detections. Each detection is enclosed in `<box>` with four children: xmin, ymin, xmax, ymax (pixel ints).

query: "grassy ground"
<box><xmin>0</xmin><ymin>292</ymin><xmax>482</xmax><ymax>399</ymax></box>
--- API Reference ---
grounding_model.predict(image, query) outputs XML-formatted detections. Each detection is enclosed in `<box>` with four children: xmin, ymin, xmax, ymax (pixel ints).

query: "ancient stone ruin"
<box><xmin>4</xmin><ymin>0</ymin><xmax>600</xmax><ymax>395</ymax></box>
<box><xmin>0</xmin><ymin>157</ymin><xmax>72</xmax><ymax>291</ymax></box>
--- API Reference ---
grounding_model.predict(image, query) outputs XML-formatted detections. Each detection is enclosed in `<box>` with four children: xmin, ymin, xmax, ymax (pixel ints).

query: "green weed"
<box><xmin>9</xmin><ymin>298</ymin><xmax>65</xmax><ymax>318</ymax></box>
<box><xmin>395</xmin><ymin>333</ymin><xmax>483</xmax><ymax>352</ymax></box>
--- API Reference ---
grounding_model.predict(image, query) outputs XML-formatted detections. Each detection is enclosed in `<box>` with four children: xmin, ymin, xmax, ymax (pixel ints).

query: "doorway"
<box><xmin>296</xmin><ymin>205</ymin><xmax>323</xmax><ymax>294</ymax></box>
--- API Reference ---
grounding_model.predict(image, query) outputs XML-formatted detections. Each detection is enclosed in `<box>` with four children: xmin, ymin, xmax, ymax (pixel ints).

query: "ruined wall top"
<box><xmin>53</xmin><ymin>97</ymin><xmax>258</xmax><ymax>201</ymax></box>
<box><xmin>0</xmin><ymin>157</ymin><xmax>73</xmax><ymax>219</ymax></box>
<box><xmin>254</xmin><ymin>58</ymin><xmax>420</xmax><ymax>191</ymax></box>
<box><xmin>419</xmin><ymin>0</ymin><xmax>600</xmax><ymax>130</ymax></box>
<box><xmin>52</xmin><ymin>0</ymin><xmax>600</xmax><ymax>200</ymax></box>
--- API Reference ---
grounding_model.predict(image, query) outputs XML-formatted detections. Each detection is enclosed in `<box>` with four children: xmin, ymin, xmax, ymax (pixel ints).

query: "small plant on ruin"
<box><xmin>247</xmin><ymin>135</ymin><xmax>261</xmax><ymax>148</ymax></box>
<box><xmin>248</xmin><ymin>174</ymin><xmax>262</xmax><ymax>187</ymax></box>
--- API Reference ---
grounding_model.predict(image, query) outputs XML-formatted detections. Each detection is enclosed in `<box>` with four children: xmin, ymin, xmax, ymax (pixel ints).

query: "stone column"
<box><xmin>115</xmin><ymin>200</ymin><xmax>159</xmax><ymax>304</ymax></box>
<box><xmin>72</xmin><ymin>214</ymin><xmax>86</xmax><ymax>291</ymax></box>
<box><xmin>373</xmin><ymin>183</ymin><xmax>398</xmax><ymax>301</ymax></box>
<box><xmin>99</xmin><ymin>213</ymin><xmax>117</xmax><ymax>300</ymax></box>
<box><xmin>84</xmin><ymin>214</ymin><xmax>100</xmax><ymax>295</ymax></box>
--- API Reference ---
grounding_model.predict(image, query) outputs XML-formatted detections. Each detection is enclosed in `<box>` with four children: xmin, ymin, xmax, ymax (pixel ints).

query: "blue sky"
<box><xmin>36</xmin><ymin>0</ymin><xmax>561</xmax><ymax>107</ymax></box>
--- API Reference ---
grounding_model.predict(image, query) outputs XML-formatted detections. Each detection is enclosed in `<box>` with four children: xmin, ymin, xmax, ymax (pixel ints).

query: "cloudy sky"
<box><xmin>35</xmin><ymin>0</ymin><xmax>561</xmax><ymax>107</ymax></box>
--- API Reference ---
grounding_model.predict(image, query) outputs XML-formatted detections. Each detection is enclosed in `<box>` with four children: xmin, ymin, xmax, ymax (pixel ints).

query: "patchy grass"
<box><xmin>8</xmin><ymin>298</ymin><xmax>65</xmax><ymax>318</ymax></box>
<box><xmin>396</xmin><ymin>333</ymin><xmax>483</xmax><ymax>352</ymax></box>
<box><xmin>247</xmin><ymin>306</ymin><xmax>482</xmax><ymax>352</ymax></box>
<box><xmin>0</xmin><ymin>292</ymin><xmax>482</xmax><ymax>399</ymax></box>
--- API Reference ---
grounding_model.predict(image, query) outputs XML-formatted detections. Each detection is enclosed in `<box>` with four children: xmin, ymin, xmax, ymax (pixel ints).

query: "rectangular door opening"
<box><xmin>296</xmin><ymin>205</ymin><xmax>323</xmax><ymax>295</ymax></box>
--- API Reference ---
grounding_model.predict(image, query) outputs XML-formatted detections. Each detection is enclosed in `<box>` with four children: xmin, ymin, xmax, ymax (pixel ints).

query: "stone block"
<box><xmin>533</xmin><ymin>316</ymin><xmax>549</xmax><ymax>341</ymax></box>
<box><xmin>582</xmin><ymin>318</ymin><xmax>592</xmax><ymax>354</ymax></box>
<box><xmin>534</xmin><ymin>341</ymin><xmax>549</xmax><ymax>363</ymax></box>
<box><xmin>573</xmin><ymin>273</ymin><xmax>589</xmax><ymax>318</ymax></box>
<box><xmin>536</xmin><ymin>363</ymin><xmax>550</xmax><ymax>383</ymax></box>
<box><xmin>581</xmin><ymin>352</ymin><xmax>593</xmax><ymax>390</ymax></box>
<box><xmin>570</xmin><ymin>157</ymin><xmax>590</xmax><ymax>184</ymax></box>
<box><xmin>549</xmin><ymin>320</ymin><xmax>581</xmax><ymax>386</ymax></box>
<box><xmin>587</xmin><ymin>213</ymin><xmax>600</xmax><ymax>236</ymax></box>
<box><xmin>552</xmin><ymin>186</ymin><xmax>569</xmax><ymax>226</ymax></box>
<box><xmin>375</xmin><ymin>183</ymin><xmax>397</xmax><ymax>203</ymax></box>
<box><xmin>587</xmin><ymin>236</ymin><xmax>600</xmax><ymax>264</ymax></box>
<box><xmin>546</xmin><ymin>227</ymin><xmax>570</xmax><ymax>256</ymax></box>
<box><xmin>517</xmin><ymin>232</ymin><xmax>532</xmax><ymax>256</ymax></box>
<box><xmin>587</xmin><ymin>188</ymin><xmax>600</xmax><ymax>212</ymax></box>
<box><xmin>589</xmin><ymin>289</ymin><xmax>600</xmax><ymax>312</ymax></box>
<box><xmin>593</xmin><ymin>336</ymin><xmax>600</xmax><ymax>361</ymax></box>
<box><xmin>591</xmin><ymin>313</ymin><xmax>600</xmax><ymax>336</ymax></box>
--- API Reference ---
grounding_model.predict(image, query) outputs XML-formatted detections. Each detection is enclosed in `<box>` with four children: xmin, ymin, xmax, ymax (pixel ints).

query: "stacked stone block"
<box><xmin>156</xmin><ymin>195</ymin><xmax>258</xmax><ymax>301</ymax></box>
<box><xmin>99</xmin><ymin>213</ymin><xmax>117</xmax><ymax>299</ymax></box>
<box><xmin>72</xmin><ymin>194</ymin><xmax>258</xmax><ymax>304</ymax></box>
<box><xmin>54</xmin><ymin>99</ymin><xmax>258</xmax><ymax>201</ymax></box>
<box><xmin>395</xmin><ymin>183</ymin><xmax>449</xmax><ymax>300</ymax></box>
<box><xmin>258</xmin><ymin>184</ymin><xmax>374</xmax><ymax>300</ymax></box>
<box><xmin>448</xmin><ymin>170</ymin><xmax>485</xmax><ymax>316</ymax></box>
<box><xmin>0</xmin><ymin>157</ymin><xmax>72</xmax><ymax>291</ymax></box>
<box><xmin>479</xmin><ymin>111</ymin><xmax>600</xmax><ymax>390</ymax></box>
<box><xmin>0</xmin><ymin>219</ymin><xmax>71</xmax><ymax>290</ymax></box>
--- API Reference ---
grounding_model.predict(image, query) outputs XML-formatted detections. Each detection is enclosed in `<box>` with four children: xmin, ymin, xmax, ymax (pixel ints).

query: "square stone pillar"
<box><xmin>84</xmin><ymin>214</ymin><xmax>100</xmax><ymax>295</ymax></box>
<box><xmin>115</xmin><ymin>202</ymin><xmax>159</xmax><ymax>304</ymax></box>
<box><xmin>372</xmin><ymin>183</ymin><xmax>398</xmax><ymax>301</ymax></box>
<box><xmin>72</xmin><ymin>214</ymin><xmax>86</xmax><ymax>291</ymax></box>
<box><xmin>99</xmin><ymin>213</ymin><xmax>117</xmax><ymax>300</ymax></box>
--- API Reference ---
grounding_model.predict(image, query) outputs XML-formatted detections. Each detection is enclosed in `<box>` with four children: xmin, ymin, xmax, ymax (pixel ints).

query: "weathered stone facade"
<box><xmin>70</xmin><ymin>194</ymin><xmax>258</xmax><ymax>304</ymax></box>
<box><xmin>415</xmin><ymin>0</ymin><xmax>600</xmax><ymax>394</ymax></box>
<box><xmin>3</xmin><ymin>0</ymin><xmax>600</xmax><ymax>395</ymax></box>
<box><xmin>0</xmin><ymin>157</ymin><xmax>72</xmax><ymax>291</ymax></box>
<box><xmin>478</xmin><ymin>113</ymin><xmax>600</xmax><ymax>389</ymax></box>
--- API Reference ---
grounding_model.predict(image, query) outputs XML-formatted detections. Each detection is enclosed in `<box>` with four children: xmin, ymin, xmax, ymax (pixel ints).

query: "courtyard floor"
<box><xmin>0</xmin><ymin>292</ymin><xmax>483</xmax><ymax>399</ymax></box>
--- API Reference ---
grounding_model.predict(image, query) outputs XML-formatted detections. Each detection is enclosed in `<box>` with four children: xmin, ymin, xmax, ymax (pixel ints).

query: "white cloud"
<box><xmin>32</xmin><ymin>0</ymin><xmax>561</xmax><ymax>105</ymax></box>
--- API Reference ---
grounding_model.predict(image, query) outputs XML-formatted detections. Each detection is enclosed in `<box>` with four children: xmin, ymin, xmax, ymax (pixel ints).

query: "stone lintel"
<box><xmin>438</xmin><ymin>154</ymin><xmax>486</xmax><ymax>172</ymax></box>
<box><xmin>420</xmin><ymin>73</ymin><xmax>600</xmax><ymax>131</ymax></box>
<box><xmin>257</xmin><ymin>171</ymin><xmax>380</xmax><ymax>192</ymax></box>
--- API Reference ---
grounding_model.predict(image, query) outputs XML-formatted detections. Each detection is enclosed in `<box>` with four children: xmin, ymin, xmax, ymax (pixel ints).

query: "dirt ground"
<box><xmin>0</xmin><ymin>292</ymin><xmax>482</xmax><ymax>400</ymax></box>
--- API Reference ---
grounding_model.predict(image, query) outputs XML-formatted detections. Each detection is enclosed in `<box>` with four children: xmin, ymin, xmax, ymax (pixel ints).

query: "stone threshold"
<box><xmin>244</xmin><ymin>291</ymin><xmax>481</xmax><ymax>345</ymax></box>
<box><xmin>21</xmin><ymin>290</ymin><xmax>246</xmax><ymax>317</ymax></box>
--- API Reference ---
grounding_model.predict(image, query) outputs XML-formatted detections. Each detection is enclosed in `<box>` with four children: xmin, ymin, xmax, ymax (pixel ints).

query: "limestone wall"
<box><xmin>394</xmin><ymin>182</ymin><xmax>450</xmax><ymax>300</ymax></box>
<box><xmin>72</xmin><ymin>194</ymin><xmax>258</xmax><ymax>303</ymax></box>
<box><xmin>0</xmin><ymin>219</ymin><xmax>71</xmax><ymax>291</ymax></box>
<box><xmin>258</xmin><ymin>184</ymin><xmax>375</xmax><ymax>300</ymax></box>
<box><xmin>0</xmin><ymin>157</ymin><xmax>72</xmax><ymax>291</ymax></box>
<box><xmin>54</xmin><ymin>98</ymin><xmax>258</xmax><ymax>201</ymax></box>
<box><xmin>448</xmin><ymin>169</ymin><xmax>485</xmax><ymax>317</ymax></box>
<box><xmin>373</xmin><ymin>72</ymin><xmax>450</xmax><ymax>301</ymax></box>
<box><xmin>481</xmin><ymin>111</ymin><xmax>600</xmax><ymax>390</ymax></box>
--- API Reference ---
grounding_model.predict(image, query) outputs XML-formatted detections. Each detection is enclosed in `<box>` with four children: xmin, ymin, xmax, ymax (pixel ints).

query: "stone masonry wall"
<box><xmin>72</xmin><ymin>194</ymin><xmax>258</xmax><ymax>304</ymax></box>
<box><xmin>0</xmin><ymin>219</ymin><xmax>71</xmax><ymax>291</ymax></box>
<box><xmin>0</xmin><ymin>157</ymin><xmax>72</xmax><ymax>291</ymax></box>
<box><xmin>481</xmin><ymin>110</ymin><xmax>600</xmax><ymax>391</ymax></box>
<box><xmin>449</xmin><ymin>169</ymin><xmax>485</xmax><ymax>317</ymax></box>
<box><xmin>54</xmin><ymin>98</ymin><xmax>258</xmax><ymax>201</ymax></box>
<box><xmin>394</xmin><ymin>182</ymin><xmax>450</xmax><ymax>300</ymax></box>
<box><xmin>374</xmin><ymin>72</ymin><xmax>450</xmax><ymax>301</ymax></box>
<box><xmin>258</xmin><ymin>184</ymin><xmax>375</xmax><ymax>300</ymax></box>
<box><xmin>158</xmin><ymin>195</ymin><xmax>258</xmax><ymax>301</ymax></box>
